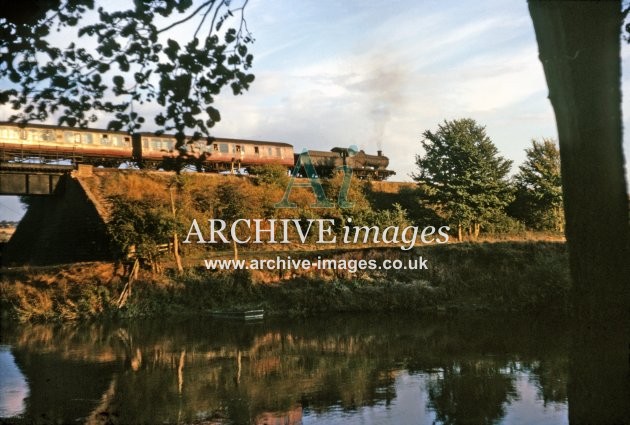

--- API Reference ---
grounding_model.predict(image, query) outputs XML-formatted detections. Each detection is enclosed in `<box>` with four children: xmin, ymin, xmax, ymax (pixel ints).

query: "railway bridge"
<box><xmin>0</xmin><ymin>162</ymin><xmax>77</xmax><ymax>196</ymax></box>
<box><xmin>1</xmin><ymin>164</ymin><xmax>111</xmax><ymax>265</ymax></box>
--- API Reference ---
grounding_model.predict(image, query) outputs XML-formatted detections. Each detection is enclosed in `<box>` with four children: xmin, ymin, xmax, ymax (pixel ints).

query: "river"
<box><xmin>0</xmin><ymin>313</ymin><xmax>584</xmax><ymax>424</ymax></box>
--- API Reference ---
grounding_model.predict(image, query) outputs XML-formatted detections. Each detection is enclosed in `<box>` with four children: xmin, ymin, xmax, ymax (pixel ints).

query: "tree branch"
<box><xmin>157</xmin><ymin>0</ymin><xmax>217</xmax><ymax>34</ymax></box>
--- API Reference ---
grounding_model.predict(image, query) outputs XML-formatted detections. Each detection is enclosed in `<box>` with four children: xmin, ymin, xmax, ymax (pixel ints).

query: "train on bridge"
<box><xmin>0</xmin><ymin>122</ymin><xmax>395</xmax><ymax>180</ymax></box>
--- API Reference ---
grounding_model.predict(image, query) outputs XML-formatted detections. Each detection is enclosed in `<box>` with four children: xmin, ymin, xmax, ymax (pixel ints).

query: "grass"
<box><xmin>0</xmin><ymin>241</ymin><xmax>571</xmax><ymax>322</ymax></box>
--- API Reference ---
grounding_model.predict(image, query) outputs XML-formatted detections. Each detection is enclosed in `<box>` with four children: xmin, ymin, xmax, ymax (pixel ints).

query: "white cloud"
<box><xmin>1</xmin><ymin>0</ymin><xmax>627</xmax><ymax>187</ymax></box>
<box><xmin>209</xmin><ymin>2</ymin><xmax>558</xmax><ymax>182</ymax></box>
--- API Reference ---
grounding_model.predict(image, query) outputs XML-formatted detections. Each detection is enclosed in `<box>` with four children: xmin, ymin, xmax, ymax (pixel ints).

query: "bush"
<box><xmin>249</xmin><ymin>164</ymin><xmax>290</xmax><ymax>188</ymax></box>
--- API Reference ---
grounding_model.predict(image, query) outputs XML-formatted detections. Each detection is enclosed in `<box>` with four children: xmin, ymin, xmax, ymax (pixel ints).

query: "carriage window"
<box><xmin>64</xmin><ymin>132</ymin><xmax>73</xmax><ymax>143</ymax></box>
<box><xmin>150</xmin><ymin>139</ymin><xmax>160</xmax><ymax>150</ymax></box>
<box><xmin>219</xmin><ymin>143</ymin><xmax>229</xmax><ymax>153</ymax></box>
<box><xmin>84</xmin><ymin>133</ymin><xmax>93</xmax><ymax>144</ymax></box>
<box><xmin>275</xmin><ymin>148</ymin><xmax>281</xmax><ymax>157</ymax></box>
<box><xmin>267</xmin><ymin>147</ymin><xmax>272</xmax><ymax>156</ymax></box>
<box><xmin>100</xmin><ymin>134</ymin><xmax>110</xmax><ymax>145</ymax></box>
<box><xmin>111</xmin><ymin>136</ymin><xmax>121</xmax><ymax>146</ymax></box>
<box><xmin>254</xmin><ymin>146</ymin><xmax>259</xmax><ymax>155</ymax></box>
<box><xmin>166</xmin><ymin>141</ymin><xmax>174</xmax><ymax>151</ymax></box>
<box><xmin>2</xmin><ymin>129</ymin><xmax>16</xmax><ymax>139</ymax></box>
<box><xmin>235</xmin><ymin>145</ymin><xmax>241</xmax><ymax>153</ymax></box>
<box><xmin>143</xmin><ymin>139</ymin><xmax>149</xmax><ymax>149</ymax></box>
<box><xmin>20</xmin><ymin>130</ymin><xmax>27</xmax><ymax>140</ymax></box>
<box><xmin>213</xmin><ymin>144</ymin><xmax>219</xmax><ymax>151</ymax></box>
<box><xmin>41</xmin><ymin>130</ymin><xmax>53</xmax><ymax>141</ymax></box>
<box><xmin>74</xmin><ymin>133</ymin><xmax>81</xmax><ymax>144</ymax></box>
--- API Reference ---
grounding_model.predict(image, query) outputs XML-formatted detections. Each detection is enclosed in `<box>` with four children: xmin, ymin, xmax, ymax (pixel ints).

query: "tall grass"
<box><xmin>1</xmin><ymin>242</ymin><xmax>570</xmax><ymax>322</ymax></box>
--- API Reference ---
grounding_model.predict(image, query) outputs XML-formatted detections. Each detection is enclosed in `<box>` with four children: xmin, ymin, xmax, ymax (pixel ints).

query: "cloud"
<box><xmin>1</xmin><ymin>0</ymin><xmax>627</xmax><ymax>186</ymax></box>
<box><xmin>209</xmin><ymin>2</ymin><xmax>557</xmax><ymax>182</ymax></box>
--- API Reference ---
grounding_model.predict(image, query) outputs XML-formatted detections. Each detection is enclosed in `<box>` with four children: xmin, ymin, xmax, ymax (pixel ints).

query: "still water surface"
<box><xmin>0</xmin><ymin>314</ymin><xmax>571</xmax><ymax>424</ymax></box>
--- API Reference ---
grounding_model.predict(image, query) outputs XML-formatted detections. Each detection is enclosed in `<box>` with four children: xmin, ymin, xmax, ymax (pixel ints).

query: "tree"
<box><xmin>214</xmin><ymin>182</ymin><xmax>249</xmax><ymax>260</ymax></box>
<box><xmin>529</xmin><ymin>1</ymin><xmax>629</xmax><ymax>422</ymax></box>
<box><xmin>0</xmin><ymin>0</ymin><xmax>254</xmax><ymax>146</ymax></box>
<box><xmin>511</xmin><ymin>139</ymin><xmax>563</xmax><ymax>231</ymax></box>
<box><xmin>426</xmin><ymin>360</ymin><xmax>518</xmax><ymax>425</ymax></box>
<box><xmin>249</xmin><ymin>164</ymin><xmax>290</xmax><ymax>188</ymax></box>
<box><xmin>413</xmin><ymin>118</ymin><xmax>513</xmax><ymax>240</ymax></box>
<box><xmin>108</xmin><ymin>196</ymin><xmax>184</xmax><ymax>271</ymax></box>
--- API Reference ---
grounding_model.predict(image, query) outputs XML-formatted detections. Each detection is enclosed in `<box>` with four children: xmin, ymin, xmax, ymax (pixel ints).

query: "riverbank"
<box><xmin>0</xmin><ymin>241</ymin><xmax>570</xmax><ymax>322</ymax></box>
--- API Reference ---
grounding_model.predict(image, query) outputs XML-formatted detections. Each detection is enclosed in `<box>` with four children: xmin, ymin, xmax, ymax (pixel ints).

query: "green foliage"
<box><xmin>352</xmin><ymin>202</ymin><xmax>409</xmax><ymax>229</ymax></box>
<box><xmin>249</xmin><ymin>164</ymin><xmax>290</xmax><ymax>188</ymax></box>
<box><xmin>0</xmin><ymin>242</ymin><xmax>571</xmax><ymax>321</ymax></box>
<box><xmin>0</xmin><ymin>0</ymin><xmax>254</xmax><ymax>139</ymax></box>
<box><xmin>511</xmin><ymin>139</ymin><xmax>564</xmax><ymax>231</ymax></box>
<box><xmin>213</xmin><ymin>181</ymin><xmax>253</xmax><ymax>258</ymax></box>
<box><xmin>321</xmin><ymin>172</ymin><xmax>372</xmax><ymax>218</ymax></box>
<box><xmin>482</xmin><ymin>213</ymin><xmax>526</xmax><ymax>235</ymax></box>
<box><xmin>413</xmin><ymin>119</ymin><xmax>513</xmax><ymax>235</ymax></box>
<box><xmin>108</xmin><ymin>196</ymin><xmax>184</xmax><ymax>260</ymax></box>
<box><xmin>214</xmin><ymin>182</ymin><xmax>251</xmax><ymax>223</ymax></box>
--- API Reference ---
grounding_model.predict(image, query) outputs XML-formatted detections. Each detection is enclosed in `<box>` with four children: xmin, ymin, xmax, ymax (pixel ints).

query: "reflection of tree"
<box><xmin>525</xmin><ymin>358</ymin><xmax>568</xmax><ymax>406</ymax></box>
<box><xmin>426</xmin><ymin>360</ymin><xmax>518</xmax><ymax>425</ymax></box>
<box><xmin>2</xmin><ymin>315</ymin><xmax>573</xmax><ymax>424</ymax></box>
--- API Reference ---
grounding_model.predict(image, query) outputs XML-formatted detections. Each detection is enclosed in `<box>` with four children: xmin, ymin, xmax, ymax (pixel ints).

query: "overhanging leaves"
<box><xmin>0</xmin><ymin>0</ymin><xmax>255</xmax><ymax>141</ymax></box>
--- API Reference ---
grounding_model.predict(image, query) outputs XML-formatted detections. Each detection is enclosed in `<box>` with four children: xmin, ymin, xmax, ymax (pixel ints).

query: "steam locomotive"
<box><xmin>0</xmin><ymin>122</ymin><xmax>395</xmax><ymax>180</ymax></box>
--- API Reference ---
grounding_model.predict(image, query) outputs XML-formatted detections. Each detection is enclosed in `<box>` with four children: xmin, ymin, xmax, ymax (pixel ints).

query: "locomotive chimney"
<box><xmin>377</xmin><ymin>150</ymin><xmax>382</xmax><ymax>157</ymax></box>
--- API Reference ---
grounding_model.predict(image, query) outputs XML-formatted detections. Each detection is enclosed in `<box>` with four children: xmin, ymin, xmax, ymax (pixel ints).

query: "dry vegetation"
<box><xmin>1</xmin><ymin>242</ymin><xmax>571</xmax><ymax>322</ymax></box>
<box><xmin>1</xmin><ymin>169</ymin><xmax>570</xmax><ymax>322</ymax></box>
<box><xmin>79</xmin><ymin>168</ymin><xmax>560</xmax><ymax>266</ymax></box>
<box><xmin>0</xmin><ymin>227</ymin><xmax>15</xmax><ymax>243</ymax></box>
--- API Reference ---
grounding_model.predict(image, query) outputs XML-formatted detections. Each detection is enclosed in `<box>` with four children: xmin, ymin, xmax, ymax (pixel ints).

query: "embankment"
<box><xmin>0</xmin><ymin>241</ymin><xmax>570</xmax><ymax>322</ymax></box>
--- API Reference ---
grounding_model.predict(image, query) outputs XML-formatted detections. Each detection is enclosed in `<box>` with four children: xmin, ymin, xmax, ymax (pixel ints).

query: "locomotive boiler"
<box><xmin>304</xmin><ymin>147</ymin><xmax>395</xmax><ymax>180</ymax></box>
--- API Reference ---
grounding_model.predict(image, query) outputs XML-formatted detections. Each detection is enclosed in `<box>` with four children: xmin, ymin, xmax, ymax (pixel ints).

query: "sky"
<box><xmin>1</xmin><ymin>0</ymin><xmax>629</xmax><ymax>221</ymax></box>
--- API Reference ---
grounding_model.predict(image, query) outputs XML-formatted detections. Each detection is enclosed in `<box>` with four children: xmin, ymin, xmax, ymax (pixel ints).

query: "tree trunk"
<box><xmin>175</xmin><ymin>132</ymin><xmax>186</xmax><ymax>173</ymax></box>
<box><xmin>170</xmin><ymin>187</ymin><xmax>184</xmax><ymax>274</ymax></box>
<box><xmin>554</xmin><ymin>205</ymin><xmax>564</xmax><ymax>232</ymax></box>
<box><xmin>529</xmin><ymin>1</ymin><xmax>629</xmax><ymax>423</ymax></box>
<box><xmin>529</xmin><ymin>0</ymin><xmax>629</xmax><ymax>315</ymax></box>
<box><xmin>457</xmin><ymin>223</ymin><xmax>463</xmax><ymax>242</ymax></box>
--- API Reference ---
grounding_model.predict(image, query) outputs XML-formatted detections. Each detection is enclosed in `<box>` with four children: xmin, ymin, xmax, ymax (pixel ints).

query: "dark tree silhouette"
<box><xmin>426</xmin><ymin>361</ymin><xmax>517</xmax><ymax>425</ymax></box>
<box><xmin>528</xmin><ymin>1</ymin><xmax>629</xmax><ymax>423</ymax></box>
<box><xmin>0</xmin><ymin>0</ymin><xmax>254</xmax><ymax>144</ymax></box>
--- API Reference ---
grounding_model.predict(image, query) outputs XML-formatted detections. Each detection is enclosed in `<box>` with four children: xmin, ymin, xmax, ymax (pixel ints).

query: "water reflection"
<box><xmin>0</xmin><ymin>315</ymin><xmax>573</xmax><ymax>424</ymax></box>
<box><xmin>0</xmin><ymin>346</ymin><xmax>29</xmax><ymax>418</ymax></box>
